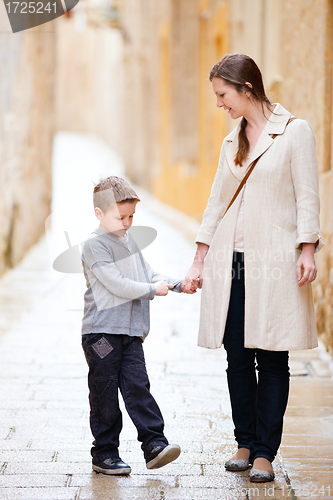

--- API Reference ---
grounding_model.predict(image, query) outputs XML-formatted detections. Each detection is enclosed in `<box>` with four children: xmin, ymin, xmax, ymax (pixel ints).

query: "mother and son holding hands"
<box><xmin>81</xmin><ymin>54</ymin><xmax>322</xmax><ymax>484</ymax></box>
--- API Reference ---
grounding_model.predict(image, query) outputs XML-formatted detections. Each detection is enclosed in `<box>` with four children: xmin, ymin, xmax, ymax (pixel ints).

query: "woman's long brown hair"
<box><xmin>210</xmin><ymin>54</ymin><xmax>273</xmax><ymax>166</ymax></box>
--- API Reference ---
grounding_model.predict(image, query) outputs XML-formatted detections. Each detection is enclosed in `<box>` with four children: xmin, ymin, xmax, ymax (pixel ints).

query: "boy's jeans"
<box><xmin>82</xmin><ymin>333</ymin><xmax>168</xmax><ymax>462</ymax></box>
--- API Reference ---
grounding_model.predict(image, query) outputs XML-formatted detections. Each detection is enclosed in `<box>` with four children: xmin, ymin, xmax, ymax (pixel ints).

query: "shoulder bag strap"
<box><xmin>223</xmin><ymin>116</ymin><xmax>296</xmax><ymax>218</ymax></box>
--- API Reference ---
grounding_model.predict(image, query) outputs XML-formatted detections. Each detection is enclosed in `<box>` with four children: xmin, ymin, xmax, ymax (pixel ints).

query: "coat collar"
<box><xmin>224</xmin><ymin>103</ymin><xmax>292</xmax><ymax>180</ymax></box>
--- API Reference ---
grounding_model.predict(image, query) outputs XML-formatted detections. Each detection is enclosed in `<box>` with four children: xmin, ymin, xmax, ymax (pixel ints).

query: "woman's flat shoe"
<box><xmin>249</xmin><ymin>468</ymin><xmax>274</xmax><ymax>482</ymax></box>
<box><xmin>225</xmin><ymin>458</ymin><xmax>250</xmax><ymax>471</ymax></box>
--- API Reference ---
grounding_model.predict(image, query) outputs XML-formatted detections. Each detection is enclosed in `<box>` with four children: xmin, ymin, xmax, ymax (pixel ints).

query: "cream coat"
<box><xmin>196</xmin><ymin>104</ymin><xmax>323</xmax><ymax>351</ymax></box>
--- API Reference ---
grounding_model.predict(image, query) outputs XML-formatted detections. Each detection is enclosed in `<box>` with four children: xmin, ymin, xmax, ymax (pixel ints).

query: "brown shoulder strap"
<box><xmin>223</xmin><ymin>116</ymin><xmax>296</xmax><ymax>218</ymax></box>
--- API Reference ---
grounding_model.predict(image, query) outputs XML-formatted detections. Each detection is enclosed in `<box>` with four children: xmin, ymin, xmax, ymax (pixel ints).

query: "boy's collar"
<box><xmin>92</xmin><ymin>228</ymin><xmax>130</xmax><ymax>248</ymax></box>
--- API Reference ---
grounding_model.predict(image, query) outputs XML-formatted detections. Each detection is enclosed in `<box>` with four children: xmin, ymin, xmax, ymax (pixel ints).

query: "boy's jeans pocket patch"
<box><xmin>91</xmin><ymin>336</ymin><xmax>114</xmax><ymax>359</ymax></box>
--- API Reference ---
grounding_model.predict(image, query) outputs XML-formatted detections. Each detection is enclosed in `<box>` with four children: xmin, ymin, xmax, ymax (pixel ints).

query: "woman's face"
<box><xmin>212</xmin><ymin>77</ymin><xmax>249</xmax><ymax>119</ymax></box>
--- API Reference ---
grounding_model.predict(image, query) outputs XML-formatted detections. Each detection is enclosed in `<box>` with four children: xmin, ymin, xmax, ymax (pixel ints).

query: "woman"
<box><xmin>183</xmin><ymin>54</ymin><xmax>323</xmax><ymax>482</ymax></box>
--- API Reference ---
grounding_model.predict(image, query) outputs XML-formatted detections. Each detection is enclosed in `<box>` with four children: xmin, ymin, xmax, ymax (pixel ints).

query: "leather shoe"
<box><xmin>249</xmin><ymin>468</ymin><xmax>275</xmax><ymax>482</ymax></box>
<box><xmin>225</xmin><ymin>458</ymin><xmax>250</xmax><ymax>471</ymax></box>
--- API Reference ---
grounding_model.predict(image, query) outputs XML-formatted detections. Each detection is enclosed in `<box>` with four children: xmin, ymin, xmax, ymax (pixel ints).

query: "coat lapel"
<box><xmin>224</xmin><ymin>125</ymin><xmax>242</xmax><ymax>181</ymax></box>
<box><xmin>224</xmin><ymin>104</ymin><xmax>292</xmax><ymax>180</ymax></box>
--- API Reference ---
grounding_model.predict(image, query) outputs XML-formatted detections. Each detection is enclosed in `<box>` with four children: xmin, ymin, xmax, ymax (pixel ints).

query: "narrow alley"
<box><xmin>0</xmin><ymin>134</ymin><xmax>332</xmax><ymax>500</ymax></box>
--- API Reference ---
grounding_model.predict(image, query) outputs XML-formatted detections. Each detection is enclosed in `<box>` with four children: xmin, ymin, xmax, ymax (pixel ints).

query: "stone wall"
<box><xmin>55</xmin><ymin>10</ymin><xmax>124</xmax><ymax>159</ymax></box>
<box><xmin>55</xmin><ymin>0</ymin><xmax>229</xmax><ymax>216</ymax></box>
<box><xmin>0</xmin><ymin>8</ymin><xmax>55</xmax><ymax>274</ymax></box>
<box><xmin>229</xmin><ymin>0</ymin><xmax>333</xmax><ymax>353</ymax></box>
<box><xmin>119</xmin><ymin>0</ymin><xmax>168</xmax><ymax>190</ymax></box>
<box><xmin>226</xmin><ymin>0</ymin><xmax>333</xmax><ymax>353</ymax></box>
<box><xmin>54</xmin><ymin>0</ymin><xmax>333</xmax><ymax>352</ymax></box>
<box><xmin>279</xmin><ymin>0</ymin><xmax>333</xmax><ymax>354</ymax></box>
<box><xmin>119</xmin><ymin>0</ymin><xmax>230</xmax><ymax>219</ymax></box>
<box><xmin>229</xmin><ymin>0</ymin><xmax>282</xmax><ymax>102</ymax></box>
<box><xmin>118</xmin><ymin>0</ymin><xmax>333</xmax><ymax>352</ymax></box>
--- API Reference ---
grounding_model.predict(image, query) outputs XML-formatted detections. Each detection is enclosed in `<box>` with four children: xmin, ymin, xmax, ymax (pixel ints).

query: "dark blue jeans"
<box><xmin>82</xmin><ymin>333</ymin><xmax>168</xmax><ymax>462</ymax></box>
<box><xmin>223</xmin><ymin>252</ymin><xmax>290</xmax><ymax>464</ymax></box>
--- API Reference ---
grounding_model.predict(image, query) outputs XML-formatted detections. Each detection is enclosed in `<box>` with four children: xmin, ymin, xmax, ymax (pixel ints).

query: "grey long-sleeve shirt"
<box><xmin>81</xmin><ymin>228</ymin><xmax>182</xmax><ymax>339</ymax></box>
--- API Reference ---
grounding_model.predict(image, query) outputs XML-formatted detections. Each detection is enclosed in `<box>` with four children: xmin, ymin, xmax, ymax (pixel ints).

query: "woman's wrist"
<box><xmin>192</xmin><ymin>260</ymin><xmax>204</xmax><ymax>272</ymax></box>
<box><xmin>301</xmin><ymin>243</ymin><xmax>315</xmax><ymax>254</ymax></box>
<box><xmin>194</xmin><ymin>243</ymin><xmax>209</xmax><ymax>263</ymax></box>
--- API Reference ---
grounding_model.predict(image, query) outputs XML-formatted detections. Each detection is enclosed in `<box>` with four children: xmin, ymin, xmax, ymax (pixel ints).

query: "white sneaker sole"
<box><xmin>146</xmin><ymin>444</ymin><xmax>181</xmax><ymax>470</ymax></box>
<box><xmin>92</xmin><ymin>464</ymin><xmax>131</xmax><ymax>475</ymax></box>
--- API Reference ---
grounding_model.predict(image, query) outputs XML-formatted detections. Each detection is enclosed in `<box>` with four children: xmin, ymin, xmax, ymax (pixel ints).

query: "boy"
<box><xmin>81</xmin><ymin>176</ymin><xmax>183</xmax><ymax>475</ymax></box>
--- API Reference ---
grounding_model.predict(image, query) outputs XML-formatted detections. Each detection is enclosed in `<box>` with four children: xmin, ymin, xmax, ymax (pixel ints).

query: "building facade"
<box><xmin>0</xmin><ymin>11</ymin><xmax>55</xmax><ymax>274</ymax></box>
<box><xmin>54</xmin><ymin>0</ymin><xmax>332</xmax><ymax>352</ymax></box>
<box><xmin>119</xmin><ymin>0</ymin><xmax>333</xmax><ymax>353</ymax></box>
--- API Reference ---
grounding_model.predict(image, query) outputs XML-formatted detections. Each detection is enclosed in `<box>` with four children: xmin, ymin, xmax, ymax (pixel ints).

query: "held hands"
<box><xmin>182</xmin><ymin>243</ymin><xmax>209</xmax><ymax>294</ymax></box>
<box><xmin>154</xmin><ymin>279</ymin><xmax>199</xmax><ymax>296</ymax></box>
<box><xmin>296</xmin><ymin>243</ymin><xmax>317</xmax><ymax>287</ymax></box>
<box><xmin>157</xmin><ymin>242</ymin><xmax>317</xmax><ymax>296</ymax></box>
<box><xmin>181</xmin><ymin>263</ymin><xmax>203</xmax><ymax>294</ymax></box>
<box><xmin>181</xmin><ymin>278</ymin><xmax>199</xmax><ymax>294</ymax></box>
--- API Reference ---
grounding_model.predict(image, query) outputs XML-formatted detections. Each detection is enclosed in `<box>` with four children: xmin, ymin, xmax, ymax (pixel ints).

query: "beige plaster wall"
<box><xmin>229</xmin><ymin>0</ymin><xmax>282</xmax><ymax>104</ymax></box>
<box><xmin>120</xmin><ymin>0</ymin><xmax>231</xmax><ymax>218</ymax></box>
<box><xmin>0</xmin><ymin>11</ymin><xmax>55</xmax><ymax>274</ymax></box>
<box><xmin>280</xmin><ymin>0</ymin><xmax>333</xmax><ymax>354</ymax></box>
<box><xmin>54</xmin><ymin>0</ymin><xmax>333</xmax><ymax>352</ymax></box>
<box><xmin>119</xmin><ymin>0</ymin><xmax>169</xmax><ymax>190</ymax></box>
<box><xmin>228</xmin><ymin>0</ymin><xmax>333</xmax><ymax>353</ymax></box>
<box><xmin>55</xmin><ymin>14</ymin><xmax>124</xmax><ymax>156</ymax></box>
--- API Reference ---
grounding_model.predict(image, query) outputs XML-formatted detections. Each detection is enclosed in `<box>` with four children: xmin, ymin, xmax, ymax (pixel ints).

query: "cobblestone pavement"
<box><xmin>0</xmin><ymin>133</ymin><xmax>332</xmax><ymax>500</ymax></box>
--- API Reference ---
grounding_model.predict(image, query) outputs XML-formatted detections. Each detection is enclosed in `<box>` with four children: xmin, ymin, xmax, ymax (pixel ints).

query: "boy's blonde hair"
<box><xmin>93</xmin><ymin>176</ymin><xmax>140</xmax><ymax>212</ymax></box>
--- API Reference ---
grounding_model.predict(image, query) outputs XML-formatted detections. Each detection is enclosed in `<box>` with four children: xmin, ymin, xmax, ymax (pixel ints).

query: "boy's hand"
<box><xmin>155</xmin><ymin>281</ymin><xmax>174</xmax><ymax>296</ymax></box>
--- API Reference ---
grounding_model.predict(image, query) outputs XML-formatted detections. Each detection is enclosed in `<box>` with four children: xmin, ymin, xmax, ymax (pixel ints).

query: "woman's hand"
<box><xmin>182</xmin><ymin>264</ymin><xmax>203</xmax><ymax>293</ymax></box>
<box><xmin>296</xmin><ymin>243</ymin><xmax>317</xmax><ymax>287</ymax></box>
<box><xmin>182</xmin><ymin>243</ymin><xmax>209</xmax><ymax>293</ymax></box>
<box><xmin>181</xmin><ymin>276</ymin><xmax>198</xmax><ymax>294</ymax></box>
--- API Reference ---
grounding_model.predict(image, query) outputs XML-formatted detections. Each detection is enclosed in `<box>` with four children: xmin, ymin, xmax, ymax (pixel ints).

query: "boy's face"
<box><xmin>95</xmin><ymin>201</ymin><xmax>137</xmax><ymax>237</ymax></box>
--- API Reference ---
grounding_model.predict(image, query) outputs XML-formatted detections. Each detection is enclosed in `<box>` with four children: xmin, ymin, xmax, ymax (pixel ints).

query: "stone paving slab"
<box><xmin>0</xmin><ymin>232</ymin><xmax>332</xmax><ymax>500</ymax></box>
<box><xmin>0</xmin><ymin>487</ymin><xmax>80</xmax><ymax>500</ymax></box>
<box><xmin>0</xmin><ymin>474</ymin><xmax>70</xmax><ymax>487</ymax></box>
<box><xmin>0</xmin><ymin>134</ymin><xmax>332</xmax><ymax>499</ymax></box>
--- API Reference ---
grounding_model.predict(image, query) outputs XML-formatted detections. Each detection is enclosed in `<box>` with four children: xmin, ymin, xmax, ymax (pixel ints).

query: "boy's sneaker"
<box><xmin>92</xmin><ymin>457</ymin><xmax>131</xmax><ymax>475</ymax></box>
<box><xmin>146</xmin><ymin>444</ymin><xmax>181</xmax><ymax>469</ymax></box>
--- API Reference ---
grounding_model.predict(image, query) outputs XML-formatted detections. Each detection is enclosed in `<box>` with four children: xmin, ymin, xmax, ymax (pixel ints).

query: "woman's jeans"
<box><xmin>82</xmin><ymin>333</ymin><xmax>168</xmax><ymax>462</ymax></box>
<box><xmin>223</xmin><ymin>252</ymin><xmax>290</xmax><ymax>464</ymax></box>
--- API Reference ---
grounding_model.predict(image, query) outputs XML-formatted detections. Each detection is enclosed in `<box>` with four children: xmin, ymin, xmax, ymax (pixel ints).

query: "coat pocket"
<box><xmin>272</xmin><ymin>213</ymin><xmax>297</xmax><ymax>233</ymax></box>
